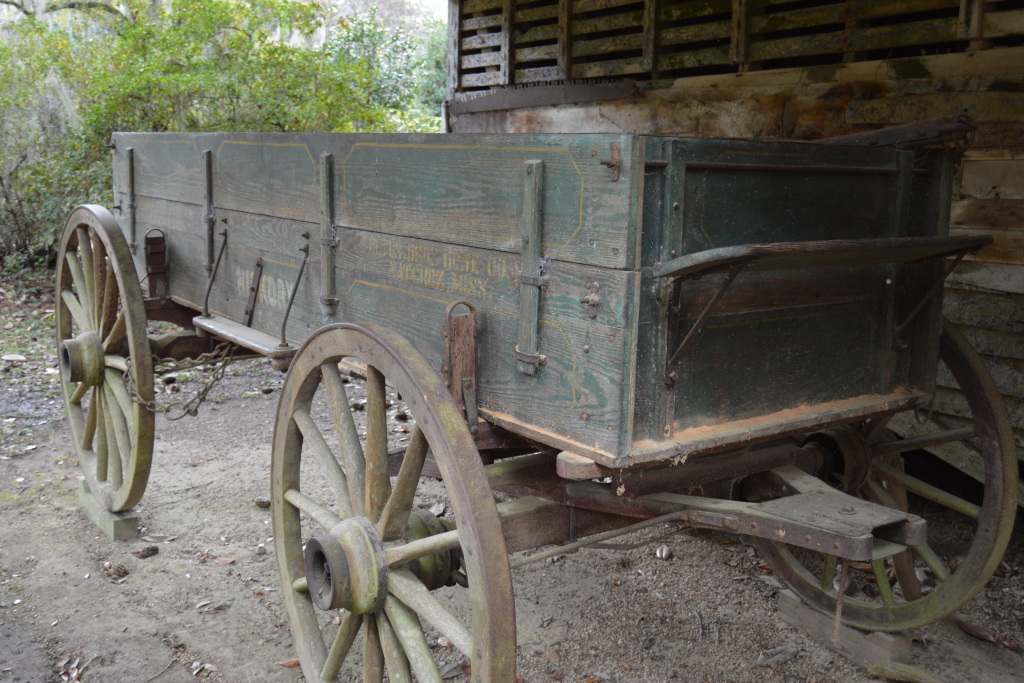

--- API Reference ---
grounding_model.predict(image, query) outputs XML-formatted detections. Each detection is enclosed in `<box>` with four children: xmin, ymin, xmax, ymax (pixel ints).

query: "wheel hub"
<box><xmin>803</xmin><ymin>425</ymin><xmax>872</xmax><ymax>492</ymax></box>
<box><xmin>304</xmin><ymin>517</ymin><xmax>387</xmax><ymax>613</ymax></box>
<box><xmin>60</xmin><ymin>331</ymin><xmax>105</xmax><ymax>386</ymax></box>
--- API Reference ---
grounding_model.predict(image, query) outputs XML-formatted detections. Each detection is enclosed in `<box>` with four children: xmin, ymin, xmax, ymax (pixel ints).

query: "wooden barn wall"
<box><xmin>447</xmin><ymin>1</ymin><xmax>1024</xmax><ymax>480</ymax></box>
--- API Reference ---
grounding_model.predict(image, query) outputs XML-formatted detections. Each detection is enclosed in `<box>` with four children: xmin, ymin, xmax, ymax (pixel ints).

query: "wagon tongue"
<box><xmin>645</xmin><ymin>464</ymin><xmax>925</xmax><ymax>563</ymax></box>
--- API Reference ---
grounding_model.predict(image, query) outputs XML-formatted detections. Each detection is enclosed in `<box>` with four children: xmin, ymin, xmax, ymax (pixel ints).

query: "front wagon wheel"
<box><xmin>56</xmin><ymin>205</ymin><xmax>154</xmax><ymax>512</ymax></box>
<box><xmin>271</xmin><ymin>323</ymin><xmax>516</xmax><ymax>682</ymax></box>
<box><xmin>753</xmin><ymin>319</ymin><xmax>1016</xmax><ymax>631</ymax></box>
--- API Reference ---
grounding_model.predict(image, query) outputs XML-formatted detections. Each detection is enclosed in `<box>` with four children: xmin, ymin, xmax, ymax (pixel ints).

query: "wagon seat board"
<box><xmin>109</xmin><ymin>132</ymin><xmax>958</xmax><ymax>468</ymax></box>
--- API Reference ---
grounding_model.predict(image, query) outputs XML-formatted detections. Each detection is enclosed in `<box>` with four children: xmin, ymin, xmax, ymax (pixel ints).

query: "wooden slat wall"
<box><xmin>452</xmin><ymin>0</ymin><xmax>1024</xmax><ymax>92</ymax></box>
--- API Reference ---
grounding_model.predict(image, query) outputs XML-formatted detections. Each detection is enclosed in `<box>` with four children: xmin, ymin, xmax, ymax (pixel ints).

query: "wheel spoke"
<box><xmin>873</xmin><ymin>462</ymin><xmax>980</xmax><ymax>519</ymax></box>
<box><xmin>364</xmin><ymin>614</ymin><xmax>385</xmax><ymax>683</ymax></box>
<box><xmin>105</xmin><ymin>368</ymin><xmax>135</xmax><ymax>430</ymax></box>
<box><xmin>293</xmin><ymin>409</ymin><xmax>353</xmax><ymax>519</ymax></box>
<box><xmin>364</xmin><ymin>365</ymin><xmax>392</xmax><ymax>523</ymax></box>
<box><xmin>871</xmin><ymin>560</ymin><xmax>895</xmax><ymax>606</ymax></box>
<box><xmin>104</xmin><ymin>354</ymin><xmax>129</xmax><ymax>373</ymax></box>
<box><xmin>872</xmin><ymin>426</ymin><xmax>976</xmax><ymax>457</ymax></box>
<box><xmin>320</xmin><ymin>612</ymin><xmax>363</xmax><ymax>682</ymax></box>
<box><xmin>913</xmin><ymin>542</ymin><xmax>951</xmax><ymax>582</ymax></box>
<box><xmin>821</xmin><ymin>554</ymin><xmax>838</xmax><ymax>591</ymax></box>
<box><xmin>75</xmin><ymin>227</ymin><xmax>95</xmax><ymax>304</ymax></box>
<box><xmin>283</xmin><ymin>488</ymin><xmax>342</xmax><ymax>531</ymax></box>
<box><xmin>322</xmin><ymin>362</ymin><xmax>366</xmax><ymax>516</ymax></box>
<box><xmin>103</xmin><ymin>384</ymin><xmax>131</xmax><ymax>487</ymax></box>
<box><xmin>102</xmin><ymin>389</ymin><xmax>123</xmax><ymax>489</ymax></box>
<box><xmin>61</xmin><ymin>290</ymin><xmax>90</xmax><ymax>331</ymax></box>
<box><xmin>98</xmin><ymin>260</ymin><xmax>117</xmax><ymax>340</ymax></box>
<box><xmin>385</xmin><ymin>529</ymin><xmax>461</xmax><ymax>568</ymax></box>
<box><xmin>384</xmin><ymin>597</ymin><xmax>442</xmax><ymax>683</ymax></box>
<box><xmin>93</xmin><ymin>389</ymin><xmax>107</xmax><ymax>481</ymax></box>
<box><xmin>387</xmin><ymin>569</ymin><xmax>472</xmax><ymax>656</ymax></box>
<box><xmin>377</xmin><ymin>427</ymin><xmax>428</xmax><ymax>540</ymax></box>
<box><xmin>69</xmin><ymin>381</ymin><xmax>88</xmax><ymax>405</ymax></box>
<box><xmin>65</xmin><ymin>250</ymin><xmax>92</xmax><ymax>324</ymax></box>
<box><xmin>103</xmin><ymin>310</ymin><xmax>126</xmax><ymax>353</ymax></box>
<box><xmin>377</xmin><ymin>612</ymin><xmax>412</xmax><ymax>683</ymax></box>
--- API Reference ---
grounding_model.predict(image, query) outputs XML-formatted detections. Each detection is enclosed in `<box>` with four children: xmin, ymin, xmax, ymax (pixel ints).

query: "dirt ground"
<box><xmin>2</xmin><ymin>281</ymin><xmax>1024</xmax><ymax>683</ymax></box>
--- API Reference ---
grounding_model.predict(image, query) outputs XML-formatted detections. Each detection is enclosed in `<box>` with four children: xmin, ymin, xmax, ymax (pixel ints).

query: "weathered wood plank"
<box><xmin>571</xmin><ymin>32</ymin><xmax>644</xmax><ymax>59</ymax></box>
<box><xmin>514</xmin><ymin>65</ymin><xmax>564</xmax><ymax>82</ymax></box>
<box><xmin>983</xmin><ymin>9</ymin><xmax>1024</xmax><ymax>37</ymax></box>
<box><xmin>334</xmin><ymin>134</ymin><xmax>638</xmax><ymax>269</ymax></box>
<box><xmin>957</xmin><ymin>323</ymin><xmax>1024</xmax><ymax>361</ymax></box>
<box><xmin>515</xmin><ymin>44</ymin><xmax>559</xmax><ymax>63</ymax></box>
<box><xmin>462</xmin><ymin>0</ymin><xmax>503</xmax><ymax>14</ymax></box>
<box><xmin>573</xmin><ymin>9</ymin><xmax>644</xmax><ymax>36</ymax></box>
<box><xmin>572</xmin><ymin>55</ymin><xmax>647</xmax><ymax>78</ymax></box>
<box><xmin>462</xmin><ymin>31</ymin><xmax>503</xmax><ymax>50</ymax></box>
<box><xmin>949</xmin><ymin>227</ymin><xmax>1024</xmax><ymax>265</ymax></box>
<box><xmin>661</xmin><ymin>19</ymin><xmax>731</xmax><ymax>45</ymax></box>
<box><xmin>952</xmin><ymin>198</ymin><xmax>1024</xmax><ymax>232</ymax></box>
<box><xmin>461</xmin><ymin>14</ymin><xmax>504</xmax><ymax>31</ymax></box>
<box><xmin>748</xmin><ymin>5</ymin><xmax>843</xmax><ymax>34</ymax></box>
<box><xmin>948</xmin><ymin>262</ymin><xmax>1024</xmax><ymax>297</ymax></box>
<box><xmin>939</xmin><ymin>355</ymin><xmax>1024</xmax><ymax>402</ymax></box>
<box><xmin>461</xmin><ymin>70</ymin><xmax>506</xmax><ymax>87</ymax></box>
<box><xmin>960</xmin><ymin>159</ymin><xmax>1024</xmax><ymax>200</ymax></box>
<box><xmin>655</xmin><ymin>45</ymin><xmax>731</xmax><ymax>72</ymax></box>
<box><xmin>660</xmin><ymin>0</ymin><xmax>731</xmax><ymax>23</ymax></box>
<box><xmin>515</xmin><ymin>22</ymin><xmax>558</xmax><ymax>43</ymax></box>
<box><xmin>514</xmin><ymin>4</ymin><xmax>558</xmax><ymax>23</ymax></box>
<box><xmin>748</xmin><ymin>31</ymin><xmax>844</xmax><ymax>62</ymax></box>
<box><xmin>462</xmin><ymin>51</ymin><xmax>504</xmax><ymax>69</ymax></box>
<box><xmin>847</xmin><ymin>91</ymin><xmax>1024</xmax><ymax>127</ymax></box>
<box><xmin>943</xmin><ymin>288</ymin><xmax>1023</xmax><ymax>335</ymax></box>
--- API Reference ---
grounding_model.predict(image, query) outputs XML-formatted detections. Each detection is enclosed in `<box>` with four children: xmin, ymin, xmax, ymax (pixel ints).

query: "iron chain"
<box><xmin>124</xmin><ymin>342</ymin><xmax>236</xmax><ymax>421</ymax></box>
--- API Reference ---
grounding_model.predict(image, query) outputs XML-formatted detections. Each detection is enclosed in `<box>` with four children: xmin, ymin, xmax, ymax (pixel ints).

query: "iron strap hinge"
<box><xmin>319</xmin><ymin>153</ymin><xmax>338</xmax><ymax>316</ymax></box>
<box><xmin>516</xmin><ymin>160</ymin><xmax>546</xmax><ymax>375</ymax></box>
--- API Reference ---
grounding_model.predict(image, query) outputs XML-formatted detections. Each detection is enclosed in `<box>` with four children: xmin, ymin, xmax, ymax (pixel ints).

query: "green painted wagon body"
<box><xmin>110</xmin><ymin>132</ymin><xmax>955</xmax><ymax>467</ymax></box>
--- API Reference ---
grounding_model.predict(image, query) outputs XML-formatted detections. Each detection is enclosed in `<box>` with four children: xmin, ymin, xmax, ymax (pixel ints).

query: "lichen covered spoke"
<box><xmin>384</xmin><ymin>597</ymin><xmax>442</xmax><ymax>683</ymax></box>
<box><xmin>376</xmin><ymin>612</ymin><xmax>412</xmax><ymax>683</ymax></box>
<box><xmin>320</xmin><ymin>612</ymin><xmax>363</xmax><ymax>682</ymax></box>
<box><xmin>322</xmin><ymin>362</ymin><xmax>365</xmax><ymax>516</ymax></box>
<box><xmin>284</xmin><ymin>488</ymin><xmax>342</xmax><ymax>531</ymax></box>
<box><xmin>377</xmin><ymin>427</ymin><xmax>428</xmax><ymax>540</ymax></box>
<box><xmin>364</xmin><ymin>365</ymin><xmax>391</xmax><ymax>523</ymax></box>
<box><xmin>363</xmin><ymin>613</ymin><xmax>385</xmax><ymax>683</ymax></box>
<box><xmin>293</xmin><ymin>408</ymin><xmax>353</xmax><ymax>519</ymax></box>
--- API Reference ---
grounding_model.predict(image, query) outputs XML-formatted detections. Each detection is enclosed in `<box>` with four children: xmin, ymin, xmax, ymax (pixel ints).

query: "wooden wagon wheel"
<box><xmin>752</xmin><ymin>319</ymin><xmax>1016</xmax><ymax>631</ymax></box>
<box><xmin>56</xmin><ymin>205</ymin><xmax>155</xmax><ymax>513</ymax></box>
<box><xmin>271</xmin><ymin>323</ymin><xmax>516</xmax><ymax>682</ymax></box>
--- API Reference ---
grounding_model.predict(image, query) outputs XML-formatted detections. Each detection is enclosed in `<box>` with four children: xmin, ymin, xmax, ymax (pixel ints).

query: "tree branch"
<box><xmin>0</xmin><ymin>0</ymin><xmax>33</xmax><ymax>18</ymax></box>
<box><xmin>44</xmin><ymin>1</ymin><xmax>128</xmax><ymax>21</ymax></box>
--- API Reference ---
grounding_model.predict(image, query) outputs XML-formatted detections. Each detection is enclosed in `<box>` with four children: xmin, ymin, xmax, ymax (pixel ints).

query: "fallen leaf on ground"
<box><xmin>953</xmin><ymin>615</ymin><xmax>997</xmax><ymax>643</ymax></box>
<box><xmin>141</xmin><ymin>535</ymin><xmax>177</xmax><ymax>543</ymax></box>
<box><xmin>278</xmin><ymin>659</ymin><xmax>300</xmax><ymax>668</ymax></box>
<box><xmin>755</xmin><ymin>646</ymin><xmax>798</xmax><ymax>667</ymax></box>
<box><xmin>212</xmin><ymin>557</ymin><xmax>234</xmax><ymax>565</ymax></box>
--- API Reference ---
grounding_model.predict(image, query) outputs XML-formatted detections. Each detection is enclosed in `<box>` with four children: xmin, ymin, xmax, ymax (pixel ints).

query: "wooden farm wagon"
<box><xmin>54</xmin><ymin>125</ymin><xmax>1016</xmax><ymax>680</ymax></box>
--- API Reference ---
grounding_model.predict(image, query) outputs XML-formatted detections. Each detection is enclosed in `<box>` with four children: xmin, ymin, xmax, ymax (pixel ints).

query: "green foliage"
<box><xmin>415</xmin><ymin>17</ymin><xmax>448</xmax><ymax>117</ymax></box>
<box><xmin>0</xmin><ymin>0</ymin><xmax>445</xmax><ymax>271</ymax></box>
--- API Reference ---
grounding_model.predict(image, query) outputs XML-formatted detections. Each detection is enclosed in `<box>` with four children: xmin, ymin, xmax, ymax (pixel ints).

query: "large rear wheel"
<box><xmin>272</xmin><ymin>323</ymin><xmax>516</xmax><ymax>682</ymax></box>
<box><xmin>752</xmin><ymin>319</ymin><xmax>1016</xmax><ymax>631</ymax></box>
